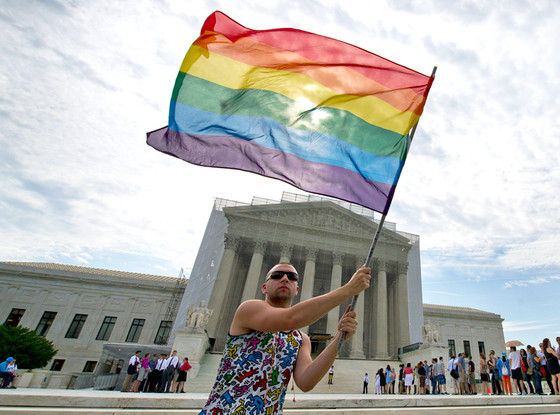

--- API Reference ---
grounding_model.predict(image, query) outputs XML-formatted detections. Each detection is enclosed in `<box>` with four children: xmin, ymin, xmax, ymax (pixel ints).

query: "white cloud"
<box><xmin>504</xmin><ymin>275</ymin><xmax>560</xmax><ymax>288</ymax></box>
<box><xmin>503</xmin><ymin>319</ymin><xmax>556</xmax><ymax>333</ymax></box>
<box><xmin>499</xmin><ymin>237</ymin><xmax>560</xmax><ymax>269</ymax></box>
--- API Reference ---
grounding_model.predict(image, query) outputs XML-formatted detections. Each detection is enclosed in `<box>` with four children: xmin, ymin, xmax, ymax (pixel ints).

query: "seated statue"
<box><xmin>186</xmin><ymin>300</ymin><xmax>213</xmax><ymax>330</ymax></box>
<box><xmin>422</xmin><ymin>320</ymin><xmax>439</xmax><ymax>344</ymax></box>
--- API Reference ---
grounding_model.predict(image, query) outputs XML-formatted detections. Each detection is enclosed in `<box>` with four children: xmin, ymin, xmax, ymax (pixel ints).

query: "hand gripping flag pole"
<box><xmin>336</xmin><ymin>66</ymin><xmax>437</xmax><ymax>352</ymax></box>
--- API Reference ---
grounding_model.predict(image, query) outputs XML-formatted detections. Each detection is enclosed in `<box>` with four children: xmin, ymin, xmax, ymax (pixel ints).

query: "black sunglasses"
<box><xmin>267</xmin><ymin>271</ymin><xmax>299</xmax><ymax>282</ymax></box>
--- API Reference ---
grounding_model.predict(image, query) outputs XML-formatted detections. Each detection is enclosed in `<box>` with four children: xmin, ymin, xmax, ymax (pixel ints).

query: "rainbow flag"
<box><xmin>148</xmin><ymin>11</ymin><xmax>434</xmax><ymax>214</ymax></box>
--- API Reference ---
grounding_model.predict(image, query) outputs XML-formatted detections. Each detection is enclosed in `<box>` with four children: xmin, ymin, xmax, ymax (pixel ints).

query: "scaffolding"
<box><xmin>157</xmin><ymin>268</ymin><xmax>188</xmax><ymax>345</ymax></box>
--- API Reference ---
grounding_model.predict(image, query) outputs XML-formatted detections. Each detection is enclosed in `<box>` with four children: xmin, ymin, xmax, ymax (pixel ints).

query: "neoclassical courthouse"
<box><xmin>0</xmin><ymin>192</ymin><xmax>506</xmax><ymax>389</ymax></box>
<box><xmin>176</xmin><ymin>193</ymin><xmax>422</xmax><ymax>359</ymax></box>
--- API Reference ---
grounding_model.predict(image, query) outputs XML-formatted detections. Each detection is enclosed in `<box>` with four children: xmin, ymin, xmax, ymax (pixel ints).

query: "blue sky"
<box><xmin>1</xmin><ymin>0</ymin><xmax>559</xmax><ymax>350</ymax></box>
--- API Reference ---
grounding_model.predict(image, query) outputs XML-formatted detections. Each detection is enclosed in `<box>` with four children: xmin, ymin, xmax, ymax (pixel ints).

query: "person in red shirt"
<box><xmin>404</xmin><ymin>363</ymin><xmax>414</xmax><ymax>395</ymax></box>
<box><xmin>175</xmin><ymin>357</ymin><xmax>192</xmax><ymax>393</ymax></box>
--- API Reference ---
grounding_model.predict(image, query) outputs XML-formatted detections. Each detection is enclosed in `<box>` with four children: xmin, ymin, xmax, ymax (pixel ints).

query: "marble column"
<box><xmin>241</xmin><ymin>239</ymin><xmax>268</xmax><ymax>302</ymax></box>
<box><xmin>206</xmin><ymin>234</ymin><xmax>240</xmax><ymax>339</ymax></box>
<box><xmin>397</xmin><ymin>262</ymin><xmax>410</xmax><ymax>347</ymax></box>
<box><xmin>376</xmin><ymin>259</ymin><xmax>389</xmax><ymax>358</ymax></box>
<box><xmin>300</xmin><ymin>248</ymin><xmax>318</xmax><ymax>301</ymax></box>
<box><xmin>279</xmin><ymin>243</ymin><xmax>293</xmax><ymax>264</ymax></box>
<box><xmin>388</xmin><ymin>274</ymin><xmax>397</xmax><ymax>358</ymax></box>
<box><xmin>300</xmin><ymin>248</ymin><xmax>318</xmax><ymax>334</ymax></box>
<box><xmin>350</xmin><ymin>256</ymin><xmax>366</xmax><ymax>358</ymax></box>
<box><xmin>326</xmin><ymin>252</ymin><xmax>344</xmax><ymax>336</ymax></box>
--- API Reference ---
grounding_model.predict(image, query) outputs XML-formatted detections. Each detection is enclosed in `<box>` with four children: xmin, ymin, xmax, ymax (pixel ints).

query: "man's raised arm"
<box><xmin>231</xmin><ymin>267</ymin><xmax>370</xmax><ymax>335</ymax></box>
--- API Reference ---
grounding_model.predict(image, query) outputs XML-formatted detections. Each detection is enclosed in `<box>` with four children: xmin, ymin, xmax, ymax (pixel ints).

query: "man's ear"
<box><xmin>261</xmin><ymin>283</ymin><xmax>267</xmax><ymax>295</ymax></box>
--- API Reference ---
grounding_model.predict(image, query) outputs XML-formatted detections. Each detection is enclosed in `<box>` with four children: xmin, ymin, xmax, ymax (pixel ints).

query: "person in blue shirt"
<box><xmin>0</xmin><ymin>357</ymin><xmax>14</xmax><ymax>388</ymax></box>
<box><xmin>497</xmin><ymin>353</ymin><xmax>512</xmax><ymax>395</ymax></box>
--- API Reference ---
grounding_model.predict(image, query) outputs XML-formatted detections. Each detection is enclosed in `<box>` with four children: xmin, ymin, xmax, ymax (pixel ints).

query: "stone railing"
<box><xmin>93</xmin><ymin>373</ymin><xmax>119</xmax><ymax>390</ymax></box>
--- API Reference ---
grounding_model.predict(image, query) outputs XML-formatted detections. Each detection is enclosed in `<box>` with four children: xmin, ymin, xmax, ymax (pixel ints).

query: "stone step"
<box><xmin>3</xmin><ymin>406</ymin><xmax>560</xmax><ymax>415</ymax></box>
<box><xmin>1</xmin><ymin>389</ymin><xmax>560</xmax><ymax>415</ymax></box>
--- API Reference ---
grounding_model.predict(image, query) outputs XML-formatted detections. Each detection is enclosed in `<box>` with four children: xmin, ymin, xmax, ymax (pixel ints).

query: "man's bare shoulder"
<box><xmin>294</xmin><ymin>331</ymin><xmax>311</xmax><ymax>365</ymax></box>
<box><xmin>236</xmin><ymin>299</ymin><xmax>268</xmax><ymax>314</ymax></box>
<box><xmin>230</xmin><ymin>300</ymin><xmax>270</xmax><ymax>335</ymax></box>
<box><xmin>299</xmin><ymin>331</ymin><xmax>310</xmax><ymax>342</ymax></box>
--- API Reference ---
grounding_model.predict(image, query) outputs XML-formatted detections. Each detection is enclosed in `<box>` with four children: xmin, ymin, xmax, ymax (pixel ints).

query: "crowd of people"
<box><xmin>121</xmin><ymin>350</ymin><xmax>192</xmax><ymax>393</ymax></box>
<box><xmin>396</xmin><ymin>357</ymin><xmax>451</xmax><ymax>395</ymax></box>
<box><xmin>361</xmin><ymin>365</ymin><xmax>398</xmax><ymax>394</ymax></box>
<box><xmin>359</xmin><ymin>358</ymin><xmax>451</xmax><ymax>395</ymax></box>
<box><xmin>480</xmin><ymin>338</ymin><xmax>560</xmax><ymax>396</ymax></box>
<box><xmin>1</xmin><ymin>350</ymin><xmax>192</xmax><ymax>392</ymax></box>
<box><xmin>361</xmin><ymin>337</ymin><xmax>560</xmax><ymax>396</ymax></box>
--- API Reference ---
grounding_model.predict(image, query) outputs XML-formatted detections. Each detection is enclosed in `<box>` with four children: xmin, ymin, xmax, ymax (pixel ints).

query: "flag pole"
<box><xmin>336</xmin><ymin>213</ymin><xmax>386</xmax><ymax>351</ymax></box>
<box><xmin>336</xmin><ymin>66</ymin><xmax>437</xmax><ymax>352</ymax></box>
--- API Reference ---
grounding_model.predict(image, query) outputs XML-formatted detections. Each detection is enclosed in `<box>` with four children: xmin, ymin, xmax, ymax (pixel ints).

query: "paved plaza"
<box><xmin>1</xmin><ymin>389</ymin><xmax>560</xmax><ymax>415</ymax></box>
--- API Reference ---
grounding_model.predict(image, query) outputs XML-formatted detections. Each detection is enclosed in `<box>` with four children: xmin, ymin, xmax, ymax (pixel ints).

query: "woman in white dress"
<box><xmin>404</xmin><ymin>363</ymin><xmax>414</xmax><ymax>394</ymax></box>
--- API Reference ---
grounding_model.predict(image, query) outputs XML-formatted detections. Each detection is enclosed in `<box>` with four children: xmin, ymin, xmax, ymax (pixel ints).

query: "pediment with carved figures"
<box><xmin>223</xmin><ymin>201</ymin><xmax>410</xmax><ymax>247</ymax></box>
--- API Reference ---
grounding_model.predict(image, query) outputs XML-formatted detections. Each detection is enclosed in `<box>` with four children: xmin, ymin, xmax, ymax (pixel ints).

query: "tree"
<box><xmin>0</xmin><ymin>325</ymin><xmax>57</xmax><ymax>369</ymax></box>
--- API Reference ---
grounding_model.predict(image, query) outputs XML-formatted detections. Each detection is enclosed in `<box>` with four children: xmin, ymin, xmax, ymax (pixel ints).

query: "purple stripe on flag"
<box><xmin>147</xmin><ymin>127</ymin><xmax>396</xmax><ymax>214</ymax></box>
